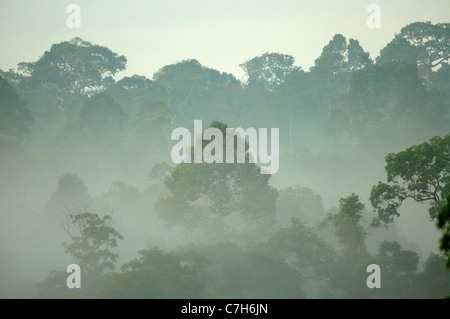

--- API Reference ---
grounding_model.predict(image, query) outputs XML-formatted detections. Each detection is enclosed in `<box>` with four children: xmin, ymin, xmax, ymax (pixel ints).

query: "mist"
<box><xmin>0</xmin><ymin>3</ymin><xmax>449</xmax><ymax>299</ymax></box>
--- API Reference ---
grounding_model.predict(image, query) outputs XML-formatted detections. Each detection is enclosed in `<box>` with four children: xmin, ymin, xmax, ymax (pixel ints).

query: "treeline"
<box><xmin>1</xmin><ymin>22</ymin><xmax>449</xmax><ymax>152</ymax></box>
<box><xmin>22</xmin><ymin>129</ymin><xmax>450</xmax><ymax>299</ymax></box>
<box><xmin>0</xmin><ymin>21</ymin><xmax>449</xmax><ymax>298</ymax></box>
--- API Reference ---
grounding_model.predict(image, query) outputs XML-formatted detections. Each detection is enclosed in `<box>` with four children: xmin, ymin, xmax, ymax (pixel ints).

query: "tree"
<box><xmin>431</xmin><ymin>63</ymin><xmax>450</xmax><ymax>96</ymax></box>
<box><xmin>55</xmin><ymin>93</ymin><xmax>128</xmax><ymax>146</ymax></box>
<box><xmin>148</xmin><ymin>162</ymin><xmax>173</xmax><ymax>186</ymax></box>
<box><xmin>376</xmin><ymin>241</ymin><xmax>419</xmax><ymax>298</ymax></box>
<box><xmin>377</xmin><ymin>36</ymin><xmax>419</xmax><ymax>66</ymax></box>
<box><xmin>156</xmin><ymin>121</ymin><xmax>278</xmax><ymax>239</ymax></box>
<box><xmin>0</xmin><ymin>77</ymin><xmax>33</xmax><ymax>142</ymax></box>
<box><xmin>62</xmin><ymin>212</ymin><xmax>123</xmax><ymax>276</ymax></box>
<box><xmin>239</xmin><ymin>52</ymin><xmax>301</xmax><ymax>91</ymax></box>
<box><xmin>101</xmin><ymin>248</ymin><xmax>207</xmax><ymax>298</ymax></box>
<box><xmin>370</xmin><ymin>133</ymin><xmax>450</xmax><ymax>226</ymax></box>
<box><xmin>0</xmin><ymin>69</ymin><xmax>26</xmax><ymax>86</ymax></box>
<box><xmin>105</xmin><ymin>75</ymin><xmax>166</xmax><ymax>122</ymax></box>
<box><xmin>265</xmin><ymin>217</ymin><xmax>336</xmax><ymax>283</ymax></box>
<box><xmin>377</xmin><ymin>22</ymin><xmax>450</xmax><ymax>83</ymax></box>
<box><xmin>275</xmin><ymin>186</ymin><xmax>326</xmax><ymax>226</ymax></box>
<box><xmin>437</xmin><ymin>194</ymin><xmax>450</xmax><ymax>268</ymax></box>
<box><xmin>18</xmin><ymin>37</ymin><xmax>126</xmax><ymax>98</ymax></box>
<box><xmin>347</xmin><ymin>39</ymin><xmax>373</xmax><ymax>71</ymax></box>
<box><xmin>132</xmin><ymin>101</ymin><xmax>172</xmax><ymax>142</ymax></box>
<box><xmin>43</xmin><ymin>173</ymin><xmax>92</xmax><ymax>217</ymax></box>
<box><xmin>309</xmin><ymin>34</ymin><xmax>373</xmax><ymax>121</ymax></box>
<box><xmin>2</xmin><ymin>38</ymin><xmax>126</xmax><ymax>137</ymax></box>
<box><xmin>153</xmin><ymin>59</ymin><xmax>238</xmax><ymax>125</ymax></box>
<box><xmin>331</xmin><ymin>62</ymin><xmax>427</xmax><ymax>134</ymax></box>
<box><xmin>320</xmin><ymin>193</ymin><xmax>367</xmax><ymax>257</ymax></box>
<box><xmin>37</xmin><ymin>211</ymin><xmax>123</xmax><ymax>298</ymax></box>
<box><xmin>271</xmin><ymin>69</ymin><xmax>314</xmax><ymax>151</ymax></box>
<box><xmin>310</xmin><ymin>34</ymin><xmax>373</xmax><ymax>84</ymax></box>
<box><xmin>414</xmin><ymin>253</ymin><xmax>450</xmax><ymax>298</ymax></box>
<box><xmin>190</xmin><ymin>243</ymin><xmax>305</xmax><ymax>298</ymax></box>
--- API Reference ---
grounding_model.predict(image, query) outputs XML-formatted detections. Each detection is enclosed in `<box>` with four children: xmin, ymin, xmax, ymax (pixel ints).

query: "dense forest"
<box><xmin>0</xmin><ymin>21</ymin><xmax>449</xmax><ymax>298</ymax></box>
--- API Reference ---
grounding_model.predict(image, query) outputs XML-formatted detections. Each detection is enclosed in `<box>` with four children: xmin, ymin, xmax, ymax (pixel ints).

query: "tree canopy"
<box><xmin>370</xmin><ymin>133</ymin><xmax>450</xmax><ymax>226</ymax></box>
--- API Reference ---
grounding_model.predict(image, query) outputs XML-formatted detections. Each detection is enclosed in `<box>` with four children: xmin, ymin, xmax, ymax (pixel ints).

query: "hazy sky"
<box><xmin>0</xmin><ymin>0</ymin><xmax>449</xmax><ymax>81</ymax></box>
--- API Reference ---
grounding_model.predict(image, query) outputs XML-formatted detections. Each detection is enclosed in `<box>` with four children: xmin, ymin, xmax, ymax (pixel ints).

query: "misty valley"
<box><xmin>0</xmin><ymin>21</ymin><xmax>449</xmax><ymax>299</ymax></box>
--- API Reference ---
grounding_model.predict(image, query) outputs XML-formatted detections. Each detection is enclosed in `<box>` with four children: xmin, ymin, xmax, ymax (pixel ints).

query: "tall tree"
<box><xmin>0</xmin><ymin>77</ymin><xmax>33</xmax><ymax>143</ymax></box>
<box><xmin>377</xmin><ymin>22</ymin><xmax>450</xmax><ymax>84</ymax></box>
<box><xmin>153</xmin><ymin>59</ymin><xmax>238</xmax><ymax>125</ymax></box>
<box><xmin>103</xmin><ymin>248</ymin><xmax>207</xmax><ymax>298</ymax></box>
<box><xmin>310</xmin><ymin>34</ymin><xmax>373</xmax><ymax>84</ymax></box>
<box><xmin>16</xmin><ymin>37</ymin><xmax>126</xmax><ymax>116</ymax></box>
<box><xmin>105</xmin><ymin>75</ymin><xmax>166</xmax><ymax>122</ymax></box>
<box><xmin>374</xmin><ymin>241</ymin><xmax>419</xmax><ymax>298</ymax></box>
<box><xmin>320</xmin><ymin>193</ymin><xmax>367</xmax><ymax>257</ymax></box>
<box><xmin>265</xmin><ymin>217</ymin><xmax>336</xmax><ymax>283</ymax></box>
<box><xmin>55</xmin><ymin>93</ymin><xmax>128</xmax><ymax>146</ymax></box>
<box><xmin>62</xmin><ymin>212</ymin><xmax>123</xmax><ymax>276</ymax></box>
<box><xmin>370</xmin><ymin>133</ymin><xmax>450</xmax><ymax>226</ymax></box>
<box><xmin>156</xmin><ymin>121</ymin><xmax>278</xmax><ymax>238</ymax></box>
<box><xmin>240</xmin><ymin>52</ymin><xmax>301</xmax><ymax>91</ymax></box>
<box><xmin>194</xmin><ymin>243</ymin><xmax>305</xmax><ymax>298</ymax></box>
<box><xmin>331</xmin><ymin>62</ymin><xmax>427</xmax><ymax>134</ymax></box>
<box><xmin>19</xmin><ymin>37</ymin><xmax>126</xmax><ymax>96</ymax></box>
<box><xmin>271</xmin><ymin>69</ymin><xmax>313</xmax><ymax>152</ymax></box>
<box><xmin>310</xmin><ymin>34</ymin><xmax>373</xmax><ymax>121</ymax></box>
<box><xmin>437</xmin><ymin>194</ymin><xmax>450</xmax><ymax>268</ymax></box>
<box><xmin>275</xmin><ymin>186</ymin><xmax>326</xmax><ymax>226</ymax></box>
<box><xmin>43</xmin><ymin>173</ymin><xmax>92</xmax><ymax>217</ymax></box>
<box><xmin>132</xmin><ymin>101</ymin><xmax>172</xmax><ymax>142</ymax></box>
<box><xmin>414</xmin><ymin>253</ymin><xmax>450</xmax><ymax>298</ymax></box>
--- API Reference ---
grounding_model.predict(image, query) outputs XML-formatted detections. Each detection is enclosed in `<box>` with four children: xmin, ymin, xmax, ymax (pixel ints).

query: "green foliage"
<box><xmin>414</xmin><ymin>253</ymin><xmax>450</xmax><ymax>298</ymax></box>
<box><xmin>275</xmin><ymin>186</ymin><xmax>326</xmax><ymax>226</ymax></box>
<box><xmin>0</xmin><ymin>77</ymin><xmax>33</xmax><ymax>143</ymax></box>
<box><xmin>321</xmin><ymin>193</ymin><xmax>367</xmax><ymax>257</ymax></box>
<box><xmin>43</xmin><ymin>173</ymin><xmax>92</xmax><ymax>216</ymax></box>
<box><xmin>377</xmin><ymin>22</ymin><xmax>449</xmax><ymax>81</ymax></box>
<box><xmin>55</xmin><ymin>93</ymin><xmax>127</xmax><ymax>146</ymax></box>
<box><xmin>370</xmin><ymin>133</ymin><xmax>450</xmax><ymax>226</ymax></box>
<box><xmin>101</xmin><ymin>248</ymin><xmax>207</xmax><ymax>298</ymax></box>
<box><xmin>8</xmin><ymin>37</ymin><xmax>126</xmax><ymax>132</ymax></box>
<box><xmin>306</xmin><ymin>34</ymin><xmax>374</xmax><ymax>135</ymax></box>
<box><xmin>105</xmin><ymin>75</ymin><xmax>166</xmax><ymax>121</ymax></box>
<box><xmin>133</xmin><ymin>101</ymin><xmax>171</xmax><ymax>141</ymax></box>
<box><xmin>325</xmin><ymin>253</ymin><xmax>375</xmax><ymax>298</ymax></box>
<box><xmin>148</xmin><ymin>161</ymin><xmax>173</xmax><ymax>185</ymax></box>
<box><xmin>62</xmin><ymin>212</ymin><xmax>123</xmax><ymax>276</ymax></box>
<box><xmin>374</xmin><ymin>241</ymin><xmax>419</xmax><ymax>298</ymax></box>
<box><xmin>377</xmin><ymin>36</ymin><xmax>419</xmax><ymax>66</ymax></box>
<box><xmin>378</xmin><ymin>241</ymin><xmax>419</xmax><ymax>273</ymax></box>
<box><xmin>437</xmin><ymin>194</ymin><xmax>450</xmax><ymax>268</ymax></box>
<box><xmin>311</xmin><ymin>34</ymin><xmax>373</xmax><ymax>77</ymax></box>
<box><xmin>265</xmin><ymin>217</ymin><xmax>336</xmax><ymax>280</ymax></box>
<box><xmin>18</xmin><ymin>37</ymin><xmax>126</xmax><ymax>96</ymax></box>
<box><xmin>153</xmin><ymin>59</ymin><xmax>238</xmax><ymax>125</ymax></box>
<box><xmin>431</xmin><ymin>63</ymin><xmax>450</xmax><ymax>97</ymax></box>
<box><xmin>330</xmin><ymin>62</ymin><xmax>436</xmax><ymax>135</ymax></box>
<box><xmin>156</xmin><ymin>121</ymin><xmax>278</xmax><ymax>231</ymax></box>
<box><xmin>206</xmin><ymin>84</ymin><xmax>272</xmax><ymax>128</ymax></box>
<box><xmin>193</xmin><ymin>243</ymin><xmax>305</xmax><ymax>298</ymax></box>
<box><xmin>240</xmin><ymin>52</ymin><xmax>300</xmax><ymax>91</ymax></box>
<box><xmin>4</xmin><ymin>21</ymin><xmax>450</xmax><ymax>299</ymax></box>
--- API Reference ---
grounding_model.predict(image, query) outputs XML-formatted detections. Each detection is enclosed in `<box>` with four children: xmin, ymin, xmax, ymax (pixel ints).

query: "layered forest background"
<box><xmin>0</xmin><ymin>21</ymin><xmax>449</xmax><ymax>298</ymax></box>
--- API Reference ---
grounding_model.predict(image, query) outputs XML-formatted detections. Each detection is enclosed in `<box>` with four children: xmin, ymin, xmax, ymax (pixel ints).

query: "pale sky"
<box><xmin>0</xmin><ymin>0</ymin><xmax>449</xmax><ymax>81</ymax></box>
